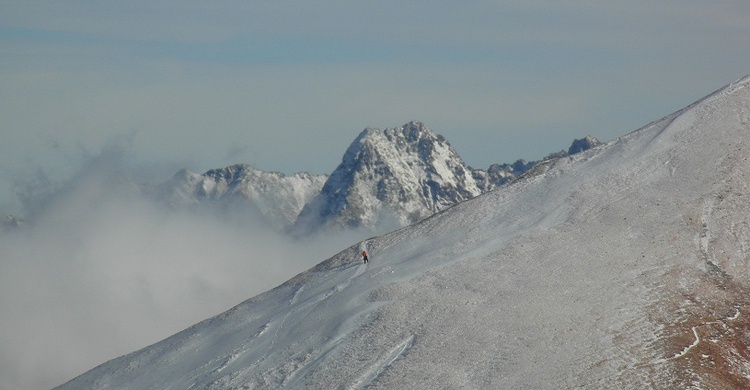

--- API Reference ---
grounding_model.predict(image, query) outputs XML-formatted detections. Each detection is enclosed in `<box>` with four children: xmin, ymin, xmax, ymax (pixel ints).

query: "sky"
<box><xmin>2</xmin><ymin>1</ymin><xmax>750</xmax><ymax>388</ymax></box>
<box><xmin>2</xmin><ymin>1</ymin><xmax>750</xmax><ymax>214</ymax></box>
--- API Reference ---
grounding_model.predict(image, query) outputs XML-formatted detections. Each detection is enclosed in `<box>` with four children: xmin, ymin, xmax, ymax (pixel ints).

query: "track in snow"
<box><xmin>348</xmin><ymin>335</ymin><xmax>415</xmax><ymax>389</ymax></box>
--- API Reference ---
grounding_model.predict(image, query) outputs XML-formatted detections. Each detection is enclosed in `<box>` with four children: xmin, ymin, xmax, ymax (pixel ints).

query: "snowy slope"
<box><xmin>151</xmin><ymin>164</ymin><xmax>327</xmax><ymax>230</ymax></box>
<box><xmin>57</xmin><ymin>75</ymin><xmax>750</xmax><ymax>389</ymax></box>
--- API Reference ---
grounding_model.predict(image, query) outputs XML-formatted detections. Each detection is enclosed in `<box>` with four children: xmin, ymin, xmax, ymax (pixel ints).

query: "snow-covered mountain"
<box><xmin>56</xmin><ymin>75</ymin><xmax>750</xmax><ymax>389</ymax></box>
<box><xmin>477</xmin><ymin>135</ymin><xmax>601</xmax><ymax>190</ymax></box>
<box><xmin>153</xmin><ymin>123</ymin><xmax>597</xmax><ymax>234</ymax></box>
<box><xmin>150</xmin><ymin>164</ymin><xmax>327</xmax><ymax>230</ymax></box>
<box><xmin>293</xmin><ymin>121</ymin><xmax>485</xmax><ymax>233</ymax></box>
<box><xmin>293</xmin><ymin>121</ymin><xmax>600</xmax><ymax>233</ymax></box>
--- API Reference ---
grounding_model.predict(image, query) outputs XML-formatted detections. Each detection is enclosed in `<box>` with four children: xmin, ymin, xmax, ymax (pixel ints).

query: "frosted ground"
<box><xmin>58</xmin><ymin>75</ymin><xmax>750</xmax><ymax>388</ymax></box>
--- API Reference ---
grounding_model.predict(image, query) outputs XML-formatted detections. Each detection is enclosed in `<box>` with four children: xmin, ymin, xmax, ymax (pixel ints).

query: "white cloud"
<box><xmin>0</xmin><ymin>146</ymin><xmax>365</xmax><ymax>389</ymax></box>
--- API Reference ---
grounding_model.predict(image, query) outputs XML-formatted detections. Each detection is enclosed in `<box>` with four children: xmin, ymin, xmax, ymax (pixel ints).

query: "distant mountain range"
<box><xmin>153</xmin><ymin>121</ymin><xmax>600</xmax><ymax>234</ymax></box>
<box><xmin>149</xmin><ymin>165</ymin><xmax>327</xmax><ymax>230</ymax></box>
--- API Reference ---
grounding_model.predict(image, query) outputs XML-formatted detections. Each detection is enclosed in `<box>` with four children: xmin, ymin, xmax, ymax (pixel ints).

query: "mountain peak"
<box><xmin>384</xmin><ymin>120</ymin><xmax>435</xmax><ymax>142</ymax></box>
<box><xmin>293</xmin><ymin>121</ymin><xmax>481</xmax><ymax>232</ymax></box>
<box><xmin>353</xmin><ymin>121</ymin><xmax>441</xmax><ymax>146</ymax></box>
<box><xmin>348</xmin><ymin>121</ymin><xmax>441</xmax><ymax>157</ymax></box>
<box><xmin>568</xmin><ymin>136</ymin><xmax>602</xmax><ymax>155</ymax></box>
<box><xmin>151</xmin><ymin>163</ymin><xmax>327</xmax><ymax>230</ymax></box>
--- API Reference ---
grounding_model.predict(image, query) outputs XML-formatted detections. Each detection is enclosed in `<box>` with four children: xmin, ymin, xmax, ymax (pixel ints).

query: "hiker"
<box><xmin>362</xmin><ymin>250</ymin><xmax>368</xmax><ymax>264</ymax></box>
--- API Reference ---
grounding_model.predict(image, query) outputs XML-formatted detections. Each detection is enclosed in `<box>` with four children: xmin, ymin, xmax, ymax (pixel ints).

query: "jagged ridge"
<box><xmin>153</xmin><ymin>122</ymin><xmax>600</xmax><ymax>234</ymax></box>
<box><xmin>150</xmin><ymin>164</ymin><xmax>327</xmax><ymax>230</ymax></box>
<box><xmin>294</xmin><ymin>121</ymin><xmax>484</xmax><ymax>231</ymax></box>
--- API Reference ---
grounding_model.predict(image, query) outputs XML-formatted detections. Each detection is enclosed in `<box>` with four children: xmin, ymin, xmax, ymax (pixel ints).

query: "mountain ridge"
<box><xmin>149</xmin><ymin>164</ymin><xmax>327</xmax><ymax>230</ymax></box>
<box><xmin>153</xmin><ymin>121</ymin><xmax>600</xmax><ymax>235</ymax></box>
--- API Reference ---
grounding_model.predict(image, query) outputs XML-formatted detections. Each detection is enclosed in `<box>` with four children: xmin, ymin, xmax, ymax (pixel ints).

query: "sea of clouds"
<box><xmin>0</xmin><ymin>144</ymin><xmax>367</xmax><ymax>389</ymax></box>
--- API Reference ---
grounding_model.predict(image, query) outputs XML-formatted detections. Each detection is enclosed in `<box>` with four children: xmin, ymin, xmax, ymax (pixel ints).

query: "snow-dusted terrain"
<box><xmin>150</xmin><ymin>164</ymin><xmax>327</xmax><ymax>230</ymax></box>
<box><xmin>57</xmin><ymin>75</ymin><xmax>750</xmax><ymax>389</ymax></box>
<box><xmin>292</xmin><ymin>122</ymin><xmax>600</xmax><ymax>234</ymax></box>
<box><xmin>156</xmin><ymin>122</ymin><xmax>599</xmax><ymax>235</ymax></box>
<box><xmin>293</xmin><ymin>121</ymin><xmax>486</xmax><ymax>233</ymax></box>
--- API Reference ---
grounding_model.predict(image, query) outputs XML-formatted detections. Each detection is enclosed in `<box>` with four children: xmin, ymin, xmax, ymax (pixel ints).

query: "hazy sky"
<box><xmin>2</xmin><ymin>1</ymin><xmax>750</xmax><ymax>214</ymax></box>
<box><xmin>2</xmin><ymin>2</ymin><xmax>750</xmax><ymax>388</ymax></box>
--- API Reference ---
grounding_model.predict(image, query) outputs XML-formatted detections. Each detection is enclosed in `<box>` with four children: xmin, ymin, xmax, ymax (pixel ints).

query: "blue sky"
<box><xmin>2</xmin><ymin>1</ymin><xmax>750</xmax><ymax>214</ymax></box>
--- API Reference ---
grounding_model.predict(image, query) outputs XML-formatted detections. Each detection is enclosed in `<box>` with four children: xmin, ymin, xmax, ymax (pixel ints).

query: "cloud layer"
<box><xmin>0</xmin><ymin>147</ymin><xmax>365</xmax><ymax>389</ymax></box>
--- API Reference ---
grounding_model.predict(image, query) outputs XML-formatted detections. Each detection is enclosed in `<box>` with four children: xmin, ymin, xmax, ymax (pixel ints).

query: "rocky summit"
<box><xmin>293</xmin><ymin>121</ymin><xmax>485</xmax><ymax>232</ymax></box>
<box><xmin>154</xmin><ymin>122</ymin><xmax>599</xmax><ymax>235</ymax></box>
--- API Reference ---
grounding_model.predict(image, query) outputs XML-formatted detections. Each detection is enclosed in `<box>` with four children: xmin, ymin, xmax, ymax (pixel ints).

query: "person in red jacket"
<box><xmin>362</xmin><ymin>250</ymin><xmax>369</xmax><ymax>264</ymax></box>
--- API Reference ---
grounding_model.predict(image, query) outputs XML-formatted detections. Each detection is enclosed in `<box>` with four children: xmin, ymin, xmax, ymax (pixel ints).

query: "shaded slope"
<box><xmin>57</xmin><ymin>75</ymin><xmax>750</xmax><ymax>389</ymax></box>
